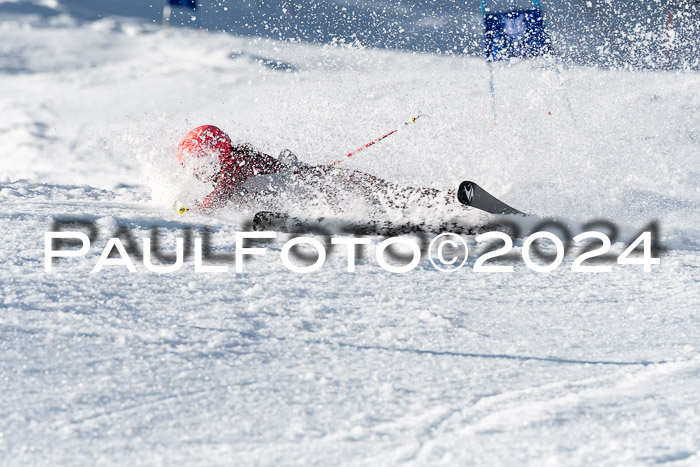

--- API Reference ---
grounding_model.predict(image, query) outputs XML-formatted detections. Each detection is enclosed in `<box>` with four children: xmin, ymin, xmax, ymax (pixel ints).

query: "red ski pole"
<box><xmin>327</xmin><ymin>115</ymin><xmax>421</xmax><ymax>167</ymax></box>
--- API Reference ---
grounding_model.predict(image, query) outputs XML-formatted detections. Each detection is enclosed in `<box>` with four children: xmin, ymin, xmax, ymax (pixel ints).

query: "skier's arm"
<box><xmin>198</xmin><ymin>175</ymin><xmax>241</xmax><ymax>212</ymax></box>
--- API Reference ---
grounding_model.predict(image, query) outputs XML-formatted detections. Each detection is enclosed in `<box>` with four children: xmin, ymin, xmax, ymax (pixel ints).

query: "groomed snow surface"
<box><xmin>1</xmin><ymin>3</ymin><xmax>700</xmax><ymax>465</ymax></box>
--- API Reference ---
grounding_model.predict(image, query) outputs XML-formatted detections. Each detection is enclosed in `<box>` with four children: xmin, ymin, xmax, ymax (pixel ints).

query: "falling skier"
<box><xmin>177</xmin><ymin>125</ymin><xmax>456</xmax><ymax>214</ymax></box>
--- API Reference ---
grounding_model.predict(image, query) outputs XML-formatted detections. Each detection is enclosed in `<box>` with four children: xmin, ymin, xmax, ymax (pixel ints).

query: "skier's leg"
<box><xmin>333</xmin><ymin>168</ymin><xmax>455</xmax><ymax>210</ymax></box>
<box><xmin>293</xmin><ymin>165</ymin><xmax>454</xmax><ymax>211</ymax></box>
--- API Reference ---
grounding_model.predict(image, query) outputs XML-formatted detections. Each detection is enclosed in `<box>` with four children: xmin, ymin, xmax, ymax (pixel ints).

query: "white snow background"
<box><xmin>0</xmin><ymin>0</ymin><xmax>699</xmax><ymax>465</ymax></box>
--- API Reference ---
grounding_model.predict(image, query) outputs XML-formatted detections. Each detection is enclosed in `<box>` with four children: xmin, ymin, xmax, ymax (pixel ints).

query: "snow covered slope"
<box><xmin>1</xmin><ymin>5</ymin><xmax>699</xmax><ymax>466</ymax></box>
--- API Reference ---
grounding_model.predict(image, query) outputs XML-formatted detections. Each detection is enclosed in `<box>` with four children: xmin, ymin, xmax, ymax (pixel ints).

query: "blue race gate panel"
<box><xmin>483</xmin><ymin>9</ymin><xmax>550</xmax><ymax>61</ymax></box>
<box><xmin>168</xmin><ymin>0</ymin><xmax>196</xmax><ymax>9</ymax></box>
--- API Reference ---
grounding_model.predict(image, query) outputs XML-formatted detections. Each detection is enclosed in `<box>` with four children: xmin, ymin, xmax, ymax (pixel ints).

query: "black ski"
<box><xmin>457</xmin><ymin>181</ymin><xmax>525</xmax><ymax>216</ymax></box>
<box><xmin>251</xmin><ymin>211</ymin><xmax>485</xmax><ymax>236</ymax></box>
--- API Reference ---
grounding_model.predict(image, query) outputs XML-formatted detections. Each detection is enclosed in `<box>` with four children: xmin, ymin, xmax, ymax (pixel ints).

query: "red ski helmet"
<box><xmin>177</xmin><ymin>125</ymin><xmax>233</xmax><ymax>166</ymax></box>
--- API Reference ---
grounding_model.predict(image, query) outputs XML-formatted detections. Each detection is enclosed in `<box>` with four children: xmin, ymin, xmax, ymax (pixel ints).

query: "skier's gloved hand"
<box><xmin>278</xmin><ymin>149</ymin><xmax>298</xmax><ymax>166</ymax></box>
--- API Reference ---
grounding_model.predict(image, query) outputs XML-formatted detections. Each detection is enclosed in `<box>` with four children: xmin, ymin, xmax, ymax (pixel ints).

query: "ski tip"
<box><xmin>457</xmin><ymin>181</ymin><xmax>477</xmax><ymax>206</ymax></box>
<box><xmin>457</xmin><ymin>180</ymin><xmax>527</xmax><ymax>216</ymax></box>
